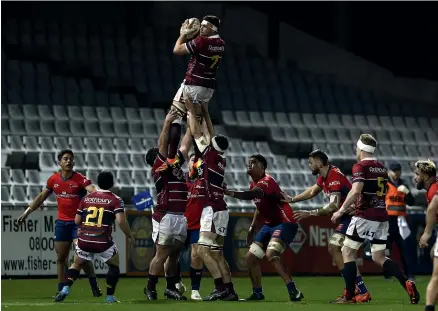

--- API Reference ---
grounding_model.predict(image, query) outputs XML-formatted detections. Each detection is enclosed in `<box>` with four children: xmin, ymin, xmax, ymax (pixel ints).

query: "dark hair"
<box><xmin>250</xmin><ymin>154</ymin><xmax>267</xmax><ymax>169</ymax></box>
<box><xmin>213</xmin><ymin>135</ymin><xmax>229</xmax><ymax>152</ymax></box>
<box><xmin>360</xmin><ymin>133</ymin><xmax>377</xmax><ymax>148</ymax></box>
<box><xmin>202</xmin><ymin>15</ymin><xmax>221</xmax><ymax>30</ymax></box>
<box><xmin>146</xmin><ymin>147</ymin><xmax>159</xmax><ymax>167</ymax></box>
<box><xmin>309</xmin><ymin>149</ymin><xmax>329</xmax><ymax>166</ymax></box>
<box><xmin>97</xmin><ymin>170</ymin><xmax>114</xmax><ymax>190</ymax></box>
<box><xmin>57</xmin><ymin>149</ymin><xmax>74</xmax><ymax>161</ymax></box>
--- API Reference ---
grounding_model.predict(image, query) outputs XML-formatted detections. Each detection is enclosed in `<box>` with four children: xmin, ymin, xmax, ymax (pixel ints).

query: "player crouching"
<box><xmin>54</xmin><ymin>171</ymin><xmax>135</xmax><ymax>303</ymax></box>
<box><xmin>225</xmin><ymin>154</ymin><xmax>304</xmax><ymax>302</ymax></box>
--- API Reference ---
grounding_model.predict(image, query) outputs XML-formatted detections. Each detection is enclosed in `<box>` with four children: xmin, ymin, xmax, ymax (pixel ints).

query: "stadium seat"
<box><xmin>86</xmin><ymin>153</ymin><xmax>101</xmax><ymax>169</ymax></box>
<box><xmin>9</xmin><ymin>136</ymin><xmax>25</xmax><ymax>152</ymax></box>
<box><xmin>26</xmin><ymin>170</ymin><xmax>40</xmax><ymax>185</ymax></box>
<box><xmin>54</xmin><ymin>137</ymin><xmax>69</xmax><ymax>150</ymax></box>
<box><xmin>129</xmin><ymin>138</ymin><xmax>147</xmax><ymax>154</ymax></box>
<box><xmin>11</xmin><ymin>185</ymin><xmax>28</xmax><ymax>203</ymax></box>
<box><xmin>118</xmin><ymin>170</ymin><xmax>133</xmax><ymax>187</ymax></box>
<box><xmin>100</xmin><ymin>138</ymin><xmax>115</xmax><ymax>153</ymax></box>
<box><xmin>119</xmin><ymin>154</ymin><xmax>133</xmax><ymax>170</ymax></box>
<box><xmin>39</xmin><ymin>137</ymin><xmax>56</xmax><ymax>152</ymax></box>
<box><xmin>1</xmin><ymin>186</ymin><xmax>10</xmax><ymax>203</ymax></box>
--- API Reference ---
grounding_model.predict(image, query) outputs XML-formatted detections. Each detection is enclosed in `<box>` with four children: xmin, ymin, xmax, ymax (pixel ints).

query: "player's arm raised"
<box><xmin>225</xmin><ymin>187</ymin><xmax>264</xmax><ymax>200</ymax></box>
<box><xmin>18</xmin><ymin>180</ymin><xmax>53</xmax><ymax>223</ymax></box>
<box><xmin>186</xmin><ymin>98</ymin><xmax>211</xmax><ymax>153</ymax></box>
<box><xmin>178</xmin><ymin>126</ymin><xmax>193</xmax><ymax>160</ymax></box>
<box><xmin>158</xmin><ymin>110</ymin><xmax>179</xmax><ymax>157</ymax></box>
<box><xmin>294</xmin><ymin>192</ymin><xmax>341</xmax><ymax>221</ymax></box>
<box><xmin>282</xmin><ymin>184</ymin><xmax>322</xmax><ymax>203</ymax></box>
<box><xmin>201</xmin><ymin>103</ymin><xmax>214</xmax><ymax>140</ymax></box>
<box><xmin>420</xmin><ymin>193</ymin><xmax>438</xmax><ymax>248</ymax></box>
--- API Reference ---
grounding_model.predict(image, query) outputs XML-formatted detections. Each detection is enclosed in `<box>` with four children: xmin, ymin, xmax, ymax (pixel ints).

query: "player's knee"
<box><xmin>248</xmin><ymin>243</ymin><xmax>265</xmax><ymax>260</ymax></box>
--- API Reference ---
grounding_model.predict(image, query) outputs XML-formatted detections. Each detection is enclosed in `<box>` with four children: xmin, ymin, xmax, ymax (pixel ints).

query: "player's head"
<box><xmin>200</xmin><ymin>15</ymin><xmax>220</xmax><ymax>36</ymax></box>
<box><xmin>356</xmin><ymin>134</ymin><xmax>377</xmax><ymax>161</ymax></box>
<box><xmin>57</xmin><ymin>149</ymin><xmax>75</xmax><ymax>171</ymax></box>
<box><xmin>247</xmin><ymin>154</ymin><xmax>267</xmax><ymax>178</ymax></box>
<box><xmin>389</xmin><ymin>162</ymin><xmax>402</xmax><ymax>180</ymax></box>
<box><xmin>146</xmin><ymin>147</ymin><xmax>159</xmax><ymax>167</ymax></box>
<box><xmin>97</xmin><ymin>170</ymin><xmax>114</xmax><ymax>190</ymax></box>
<box><xmin>414</xmin><ymin>159</ymin><xmax>436</xmax><ymax>190</ymax></box>
<box><xmin>308</xmin><ymin>149</ymin><xmax>329</xmax><ymax>175</ymax></box>
<box><xmin>211</xmin><ymin>135</ymin><xmax>228</xmax><ymax>154</ymax></box>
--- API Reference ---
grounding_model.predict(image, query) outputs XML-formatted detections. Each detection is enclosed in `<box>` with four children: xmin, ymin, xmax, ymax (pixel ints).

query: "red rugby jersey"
<box><xmin>46</xmin><ymin>171</ymin><xmax>92</xmax><ymax>221</ymax></box>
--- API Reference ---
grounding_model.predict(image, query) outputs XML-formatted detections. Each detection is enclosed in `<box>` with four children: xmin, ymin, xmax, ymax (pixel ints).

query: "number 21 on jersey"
<box><xmin>84</xmin><ymin>206</ymin><xmax>104</xmax><ymax>227</ymax></box>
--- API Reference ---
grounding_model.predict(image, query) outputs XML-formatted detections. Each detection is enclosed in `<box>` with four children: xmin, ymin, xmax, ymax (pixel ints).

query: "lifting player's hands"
<box><xmin>331</xmin><ymin>210</ymin><xmax>343</xmax><ymax>224</ymax></box>
<box><xmin>280</xmin><ymin>191</ymin><xmax>293</xmax><ymax>203</ymax></box>
<box><xmin>293</xmin><ymin>210</ymin><xmax>312</xmax><ymax>222</ymax></box>
<box><xmin>165</xmin><ymin>109</ymin><xmax>179</xmax><ymax>123</ymax></box>
<box><xmin>419</xmin><ymin>231</ymin><xmax>432</xmax><ymax>249</ymax></box>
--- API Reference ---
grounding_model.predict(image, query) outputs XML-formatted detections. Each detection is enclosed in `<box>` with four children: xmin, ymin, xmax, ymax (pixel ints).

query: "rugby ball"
<box><xmin>180</xmin><ymin>17</ymin><xmax>200</xmax><ymax>39</ymax></box>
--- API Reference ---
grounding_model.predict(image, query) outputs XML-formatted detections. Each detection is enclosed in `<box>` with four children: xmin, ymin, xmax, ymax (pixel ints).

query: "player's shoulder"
<box><xmin>72</xmin><ymin>171</ymin><xmax>88</xmax><ymax>181</ymax></box>
<box><xmin>261</xmin><ymin>174</ymin><xmax>277</xmax><ymax>186</ymax></box>
<box><xmin>48</xmin><ymin>171</ymin><xmax>60</xmax><ymax>181</ymax></box>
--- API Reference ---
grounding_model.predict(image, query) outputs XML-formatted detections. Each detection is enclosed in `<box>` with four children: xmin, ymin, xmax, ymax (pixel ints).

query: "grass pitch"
<box><xmin>1</xmin><ymin>276</ymin><xmax>427</xmax><ymax>311</ymax></box>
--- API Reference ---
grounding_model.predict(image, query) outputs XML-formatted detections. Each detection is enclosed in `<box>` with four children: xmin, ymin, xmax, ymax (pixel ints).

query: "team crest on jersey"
<box><xmin>329</xmin><ymin>181</ymin><xmax>340</xmax><ymax>187</ymax></box>
<box><xmin>54</xmin><ymin>184</ymin><xmax>59</xmax><ymax>188</ymax></box>
<box><xmin>289</xmin><ymin>224</ymin><xmax>307</xmax><ymax>254</ymax></box>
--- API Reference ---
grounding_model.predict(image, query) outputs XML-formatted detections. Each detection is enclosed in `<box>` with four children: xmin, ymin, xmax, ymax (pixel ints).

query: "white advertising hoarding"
<box><xmin>1</xmin><ymin>210</ymin><xmax>126</xmax><ymax>276</ymax></box>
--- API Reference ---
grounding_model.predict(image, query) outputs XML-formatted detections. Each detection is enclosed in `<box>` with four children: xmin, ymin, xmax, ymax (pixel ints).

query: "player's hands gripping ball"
<box><xmin>180</xmin><ymin>17</ymin><xmax>200</xmax><ymax>39</ymax></box>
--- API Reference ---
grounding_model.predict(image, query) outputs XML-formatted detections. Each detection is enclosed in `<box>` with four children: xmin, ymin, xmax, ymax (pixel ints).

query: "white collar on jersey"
<box><xmin>360</xmin><ymin>157</ymin><xmax>377</xmax><ymax>161</ymax></box>
<box><xmin>209</xmin><ymin>34</ymin><xmax>220</xmax><ymax>38</ymax></box>
<box><xmin>97</xmin><ymin>188</ymin><xmax>111</xmax><ymax>192</ymax></box>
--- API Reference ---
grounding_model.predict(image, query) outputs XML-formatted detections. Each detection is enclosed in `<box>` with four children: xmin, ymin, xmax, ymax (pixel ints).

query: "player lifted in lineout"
<box><xmin>331</xmin><ymin>134</ymin><xmax>419</xmax><ymax>304</ymax></box>
<box><xmin>185</xmin><ymin>98</ymin><xmax>238</xmax><ymax>301</ymax></box>
<box><xmin>184</xmin><ymin>152</ymin><xmax>206</xmax><ymax>300</ymax></box>
<box><xmin>163</xmin><ymin>15</ymin><xmax>224</xmax><ymax>170</ymax></box>
<box><xmin>420</xmin><ymin>187</ymin><xmax>438</xmax><ymax>311</ymax></box>
<box><xmin>225</xmin><ymin>154</ymin><xmax>304</xmax><ymax>302</ymax></box>
<box><xmin>54</xmin><ymin>171</ymin><xmax>135</xmax><ymax>303</ymax></box>
<box><xmin>18</xmin><ymin>149</ymin><xmax>102</xmax><ymax>298</ymax></box>
<box><xmin>281</xmin><ymin>149</ymin><xmax>371</xmax><ymax>302</ymax></box>
<box><xmin>145</xmin><ymin>110</ymin><xmax>193</xmax><ymax>300</ymax></box>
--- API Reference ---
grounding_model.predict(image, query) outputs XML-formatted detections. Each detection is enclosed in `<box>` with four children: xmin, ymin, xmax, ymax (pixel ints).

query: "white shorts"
<box><xmin>173</xmin><ymin>81</ymin><xmax>214</xmax><ymax>106</ymax></box>
<box><xmin>75</xmin><ymin>243</ymin><xmax>118</xmax><ymax>263</ymax></box>
<box><xmin>152</xmin><ymin>213</ymin><xmax>187</xmax><ymax>245</ymax></box>
<box><xmin>343</xmin><ymin>216</ymin><xmax>389</xmax><ymax>252</ymax></box>
<box><xmin>200</xmin><ymin>206</ymin><xmax>229</xmax><ymax>236</ymax></box>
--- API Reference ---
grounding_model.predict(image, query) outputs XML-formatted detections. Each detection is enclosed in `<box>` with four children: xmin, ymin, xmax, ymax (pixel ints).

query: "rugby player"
<box><xmin>225</xmin><ymin>154</ymin><xmax>304</xmax><ymax>302</ymax></box>
<box><xmin>18</xmin><ymin>149</ymin><xmax>101</xmax><ymax>297</ymax></box>
<box><xmin>281</xmin><ymin>149</ymin><xmax>371</xmax><ymax>302</ymax></box>
<box><xmin>185</xmin><ymin>98</ymin><xmax>237</xmax><ymax>301</ymax></box>
<box><xmin>419</xmin><ymin>189</ymin><xmax>438</xmax><ymax>311</ymax></box>
<box><xmin>331</xmin><ymin>134</ymin><xmax>419</xmax><ymax>304</ymax></box>
<box><xmin>414</xmin><ymin>159</ymin><xmax>438</xmax><ymax>258</ymax></box>
<box><xmin>185</xmin><ymin>152</ymin><xmax>205</xmax><ymax>300</ymax></box>
<box><xmin>145</xmin><ymin>111</ymin><xmax>192</xmax><ymax>300</ymax></box>
<box><xmin>166</xmin><ymin>15</ymin><xmax>225</xmax><ymax>168</ymax></box>
<box><xmin>54</xmin><ymin>171</ymin><xmax>135</xmax><ymax>303</ymax></box>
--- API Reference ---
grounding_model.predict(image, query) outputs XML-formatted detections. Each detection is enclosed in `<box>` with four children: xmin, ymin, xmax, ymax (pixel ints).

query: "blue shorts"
<box><xmin>55</xmin><ymin>220</ymin><xmax>78</xmax><ymax>242</ymax></box>
<box><xmin>186</xmin><ymin>229</ymin><xmax>200</xmax><ymax>246</ymax></box>
<box><xmin>335</xmin><ymin>215</ymin><xmax>352</xmax><ymax>235</ymax></box>
<box><xmin>254</xmin><ymin>223</ymin><xmax>298</xmax><ymax>246</ymax></box>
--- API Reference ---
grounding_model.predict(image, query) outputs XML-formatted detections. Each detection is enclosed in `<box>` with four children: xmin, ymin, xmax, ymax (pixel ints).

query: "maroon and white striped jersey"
<box><xmin>184</xmin><ymin>34</ymin><xmax>225</xmax><ymax>89</ymax></box>
<box><xmin>195</xmin><ymin>145</ymin><xmax>227</xmax><ymax>212</ymax></box>
<box><xmin>152</xmin><ymin>153</ymin><xmax>188</xmax><ymax>221</ymax></box>
<box><xmin>351</xmin><ymin>158</ymin><xmax>389</xmax><ymax>222</ymax></box>
<box><xmin>77</xmin><ymin>190</ymin><xmax>124</xmax><ymax>253</ymax></box>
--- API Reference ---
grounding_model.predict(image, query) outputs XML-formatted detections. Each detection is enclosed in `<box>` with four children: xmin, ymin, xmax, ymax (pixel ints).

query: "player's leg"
<box><xmin>371</xmin><ymin>221</ymin><xmax>419</xmax><ymax>304</ymax></box>
<box><xmin>265</xmin><ymin>223</ymin><xmax>303</xmax><ymax>301</ymax></box>
<box><xmin>145</xmin><ymin>216</ymin><xmax>175</xmax><ymax>300</ymax></box>
<box><xmin>54</xmin><ymin>220</ymin><xmax>72</xmax><ymax>293</ymax></box>
<box><xmin>72</xmin><ymin>222</ymin><xmax>101</xmax><ymax>297</ymax></box>
<box><xmin>198</xmin><ymin>206</ymin><xmax>226</xmax><ymax>298</ymax></box>
<box><xmin>163</xmin><ymin>240</ymin><xmax>187</xmax><ymax>300</ymax></box>
<box><xmin>245</xmin><ymin>240</ymin><xmax>265</xmax><ymax>300</ymax></box>
<box><xmin>188</xmin><ymin>230</ymin><xmax>203</xmax><ymax>300</ymax></box>
<box><xmin>426</xmin><ymin>247</ymin><xmax>438</xmax><ymax>311</ymax></box>
<box><xmin>395</xmin><ymin>225</ymin><xmax>415</xmax><ymax>280</ymax></box>
<box><xmin>331</xmin><ymin>217</ymin><xmax>370</xmax><ymax>300</ymax></box>
<box><xmin>104</xmin><ymin>251</ymin><xmax>121</xmax><ymax>303</ymax></box>
<box><xmin>54</xmin><ymin>247</ymin><xmax>89</xmax><ymax>302</ymax></box>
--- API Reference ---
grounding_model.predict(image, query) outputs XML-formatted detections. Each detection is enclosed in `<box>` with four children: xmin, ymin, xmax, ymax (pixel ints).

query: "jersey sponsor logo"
<box><xmin>217</xmin><ymin>162</ymin><xmax>225</xmax><ymax>171</ymax></box>
<box><xmin>69</xmin><ymin>183</ymin><xmax>78</xmax><ymax>188</ymax></box>
<box><xmin>83</xmin><ymin>197</ymin><xmax>113</xmax><ymax>205</ymax></box>
<box><xmin>328</xmin><ymin>181</ymin><xmax>340</xmax><ymax>187</ymax></box>
<box><xmin>57</xmin><ymin>192</ymin><xmax>79</xmax><ymax>199</ymax></box>
<box><xmin>369</xmin><ymin>167</ymin><xmax>387</xmax><ymax>173</ymax></box>
<box><xmin>353</xmin><ymin>172</ymin><xmax>363</xmax><ymax>177</ymax></box>
<box><xmin>53</xmin><ymin>184</ymin><xmax>59</xmax><ymax>188</ymax></box>
<box><xmin>208</xmin><ymin>45</ymin><xmax>224</xmax><ymax>52</ymax></box>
